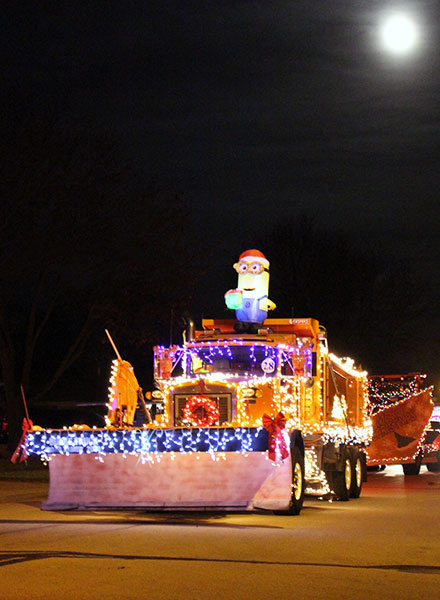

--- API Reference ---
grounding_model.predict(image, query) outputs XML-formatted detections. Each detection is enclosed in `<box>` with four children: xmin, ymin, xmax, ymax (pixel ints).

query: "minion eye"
<box><xmin>239</xmin><ymin>262</ymin><xmax>248</xmax><ymax>273</ymax></box>
<box><xmin>250</xmin><ymin>262</ymin><xmax>261</xmax><ymax>274</ymax></box>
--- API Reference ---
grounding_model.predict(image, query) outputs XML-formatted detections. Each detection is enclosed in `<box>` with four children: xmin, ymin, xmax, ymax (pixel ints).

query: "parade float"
<box><xmin>366</xmin><ymin>373</ymin><xmax>439</xmax><ymax>474</ymax></box>
<box><xmin>16</xmin><ymin>248</ymin><xmax>436</xmax><ymax>514</ymax></box>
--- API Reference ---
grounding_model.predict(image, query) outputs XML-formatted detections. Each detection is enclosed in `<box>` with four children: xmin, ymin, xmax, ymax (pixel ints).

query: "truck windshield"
<box><xmin>187</xmin><ymin>344</ymin><xmax>278</xmax><ymax>377</ymax></box>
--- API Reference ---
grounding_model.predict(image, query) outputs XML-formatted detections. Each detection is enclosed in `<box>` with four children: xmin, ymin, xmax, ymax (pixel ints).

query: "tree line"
<box><xmin>0</xmin><ymin>107</ymin><xmax>200</xmax><ymax>452</ymax></box>
<box><xmin>2</xmin><ymin>107</ymin><xmax>437</xmax><ymax>454</ymax></box>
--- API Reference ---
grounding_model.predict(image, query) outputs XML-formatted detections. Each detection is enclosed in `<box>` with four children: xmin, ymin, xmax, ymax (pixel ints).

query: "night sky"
<box><xmin>4</xmin><ymin>1</ymin><xmax>440</xmax><ymax>378</ymax></box>
<box><xmin>6</xmin><ymin>2</ymin><xmax>440</xmax><ymax>237</ymax></box>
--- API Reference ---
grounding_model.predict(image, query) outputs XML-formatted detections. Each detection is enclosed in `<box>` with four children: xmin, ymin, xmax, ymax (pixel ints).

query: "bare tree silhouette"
<box><xmin>0</xmin><ymin>107</ymin><xmax>198</xmax><ymax>452</ymax></box>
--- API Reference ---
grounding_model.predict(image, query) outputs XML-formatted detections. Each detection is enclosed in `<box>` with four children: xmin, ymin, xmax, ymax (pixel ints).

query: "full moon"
<box><xmin>380</xmin><ymin>13</ymin><xmax>419</xmax><ymax>54</ymax></box>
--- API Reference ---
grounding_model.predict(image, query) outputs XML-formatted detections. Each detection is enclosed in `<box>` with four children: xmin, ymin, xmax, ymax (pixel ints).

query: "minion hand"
<box><xmin>225</xmin><ymin>289</ymin><xmax>243</xmax><ymax>310</ymax></box>
<box><xmin>259</xmin><ymin>298</ymin><xmax>276</xmax><ymax>311</ymax></box>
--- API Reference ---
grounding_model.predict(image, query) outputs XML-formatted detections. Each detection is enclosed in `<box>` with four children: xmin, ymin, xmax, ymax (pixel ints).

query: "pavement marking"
<box><xmin>1</xmin><ymin>551</ymin><xmax>440</xmax><ymax>575</ymax></box>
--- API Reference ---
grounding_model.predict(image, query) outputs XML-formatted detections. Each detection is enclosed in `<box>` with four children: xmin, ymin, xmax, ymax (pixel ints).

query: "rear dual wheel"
<box><xmin>326</xmin><ymin>448</ymin><xmax>365</xmax><ymax>501</ymax></box>
<box><xmin>349</xmin><ymin>449</ymin><xmax>365</xmax><ymax>498</ymax></box>
<box><xmin>327</xmin><ymin>455</ymin><xmax>351</xmax><ymax>501</ymax></box>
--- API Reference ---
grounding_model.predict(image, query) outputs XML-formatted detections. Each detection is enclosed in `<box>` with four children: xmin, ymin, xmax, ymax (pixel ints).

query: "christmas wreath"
<box><xmin>183</xmin><ymin>395</ymin><xmax>220</xmax><ymax>427</ymax></box>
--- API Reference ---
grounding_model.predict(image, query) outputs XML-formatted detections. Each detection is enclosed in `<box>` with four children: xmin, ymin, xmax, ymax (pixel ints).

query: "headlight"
<box><xmin>242</xmin><ymin>388</ymin><xmax>257</xmax><ymax>398</ymax></box>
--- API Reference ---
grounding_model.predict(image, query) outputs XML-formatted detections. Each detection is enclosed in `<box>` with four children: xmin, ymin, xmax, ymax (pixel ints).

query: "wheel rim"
<box><xmin>355</xmin><ymin>457</ymin><xmax>362</xmax><ymax>488</ymax></box>
<box><xmin>293</xmin><ymin>462</ymin><xmax>303</xmax><ymax>501</ymax></box>
<box><xmin>344</xmin><ymin>458</ymin><xmax>352</xmax><ymax>490</ymax></box>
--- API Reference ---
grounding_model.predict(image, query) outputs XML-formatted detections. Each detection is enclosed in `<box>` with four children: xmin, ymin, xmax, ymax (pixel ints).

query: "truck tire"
<box><xmin>274</xmin><ymin>446</ymin><xmax>305</xmax><ymax>515</ymax></box>
<box><xmin>367</xmin><ymin>464</ymin><xmax>386</xmax><ymax>472</ymax></box>
<box><xmin>402</xmin><ymin>460</ymin><xmax>421</xmax><ymax>475</ymax></box>
<box><xmin>427</xmin><ymin>452</ymin><xmax>440</xmax><ymax>472</ymax></box>
<box><xmin>290</xmin><ymin>446</ymin><xmax>305</xmax><ymax>514</ymax></box>
<box><xmin>349</xmin><ymin>449</ymin><xmax>365</xmax><ymax>499</ymax></box>
<box><xmin>427</xmin><ymin>462</ymin><xmax>440</xmax><ymax>472</ymax></box>
<box><xmin>327</xmin><ymin>451</ymin><xmax>352</xmax><ymax>501</ymax></box>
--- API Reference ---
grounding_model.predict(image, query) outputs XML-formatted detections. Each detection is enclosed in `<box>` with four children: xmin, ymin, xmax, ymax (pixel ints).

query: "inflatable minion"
<box><xmin>225</xmin><ymin>249</ymin><xmax>276</xmax><ymax>331</ymax></box>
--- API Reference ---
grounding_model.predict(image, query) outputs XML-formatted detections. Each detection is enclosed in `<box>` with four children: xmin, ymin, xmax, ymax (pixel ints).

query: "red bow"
<box><xmin>10</xmin><ymin>418</ymin><xmax>33</xmax><ymax>464</ymax></box>
<box><xmin>262</xmin><ymin>412</ymin><xmax>289</xmax><ymax>462</ymax></box>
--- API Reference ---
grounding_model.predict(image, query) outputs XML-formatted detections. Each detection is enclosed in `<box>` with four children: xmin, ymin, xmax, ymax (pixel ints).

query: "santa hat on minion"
<box><xmin>238</xmin><ymin>249</ymin><xmax>270</xmax><ymax>269</ymax></box>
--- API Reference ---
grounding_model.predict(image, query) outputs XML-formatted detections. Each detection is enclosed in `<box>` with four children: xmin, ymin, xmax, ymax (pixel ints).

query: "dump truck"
<box><xmin>151</xmin><ymin>317</ymin><xmax>372</xmax><ymax>509</ymax></box>
<box><xmin>22</xmin><ymin>249</ymin><xmax>374</xmax><ymax>514</ymax></box>
<box><xmin>366</xmin><ymin>373</ymin><xmax>439</xmax><ymax>474</ymax></box>
<box><xmin>24</xmin><ymin>317</ymin><xmax>371</xmax><ymax>514</ymax></box>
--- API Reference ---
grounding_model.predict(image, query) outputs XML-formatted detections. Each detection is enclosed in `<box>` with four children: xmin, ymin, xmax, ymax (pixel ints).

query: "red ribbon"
<box><xmin>262</xmin><ymin>411</ymin><xmax>289</xmax><ymax>462</ymax></box>
<box><xmin>10</xmin><ymin>418</ymin><xmax>33</xmax><ymax>464</ymax></box>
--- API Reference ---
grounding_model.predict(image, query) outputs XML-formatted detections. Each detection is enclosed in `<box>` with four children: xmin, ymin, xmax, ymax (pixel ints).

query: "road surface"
<box><xmin>1</xmin><ymin>466</ymin><xmax>439</xmax><ymax>599</ymax></box>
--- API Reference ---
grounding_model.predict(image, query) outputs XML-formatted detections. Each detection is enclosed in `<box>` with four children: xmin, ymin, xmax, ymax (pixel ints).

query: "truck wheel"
<box><xmin>327</xmin><ymin>453</ymin><xmax>352</xmax><ymax>501</ymax></box>
<box><xmin>427</xmin><ymin>452</ymin><xmax>440</xmax><ymax>472</ymax></box>
<box><xmin>349</xmin><ymin>449</ymin><xmax>364</xmax><ymax>499</ymax></box>
<box><xmin>275</xmin><ymin>446</ymin><xmax>305</xmax><ymax>515</ymax></box>
<box><xmin>427</xmin><ymin>462</ymin><xmax>440</xmax><ymax>472</ymax></box>
<box><xmin>367</xmin><ymin>465</ymin><xmax>381</xmax><ymax>472</ymax></box>
<box><xmin>367</xmin><ymin>464</ymin><xmax>386</xmax><ymax>472</ymax></box>
<box><xmin>289</xmin><ymin>446</ymin><xmax>305</xmax><ymax>514</ymax></box>
<box><xmin>402</xmin><ymin>461</ymin><xmax>421</xmax><ymax>475</ymax></box>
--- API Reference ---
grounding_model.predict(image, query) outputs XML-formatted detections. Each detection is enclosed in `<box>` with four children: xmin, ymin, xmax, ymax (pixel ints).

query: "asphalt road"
<box><xmin>1</xmin><ymin>466</ymin><xmax>440</xmax><ymax>600</ymax></box>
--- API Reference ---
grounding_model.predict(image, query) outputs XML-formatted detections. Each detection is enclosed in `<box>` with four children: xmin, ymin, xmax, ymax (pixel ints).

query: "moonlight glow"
<box><xmin>380</xmin><ymin>14</ymin><xmax>419</xmax><ymax>54</ymax></box>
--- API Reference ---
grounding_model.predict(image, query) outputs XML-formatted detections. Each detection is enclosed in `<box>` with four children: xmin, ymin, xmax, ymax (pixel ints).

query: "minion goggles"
<box><xmin>234</xmin><ymin>261</ymin><xmax>269</xmax><ymax>275</ymax></box>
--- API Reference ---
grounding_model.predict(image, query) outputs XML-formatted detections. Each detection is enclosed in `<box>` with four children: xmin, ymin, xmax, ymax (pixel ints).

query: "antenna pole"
<box><xmin>20</xmin><ymin>385</ymin><xmax>31</xmax><ymax>423</ymax></box>
<box><xmin>105</xmin><ymin>329</ymin><xmax>122</xmax><ymax>360</ymax></box>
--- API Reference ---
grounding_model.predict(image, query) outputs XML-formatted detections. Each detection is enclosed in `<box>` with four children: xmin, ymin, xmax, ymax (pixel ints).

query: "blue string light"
<box><xmin>26</xmin><ymin>427</ymin><xmax>269</xmax><ymax>458</ymax></box>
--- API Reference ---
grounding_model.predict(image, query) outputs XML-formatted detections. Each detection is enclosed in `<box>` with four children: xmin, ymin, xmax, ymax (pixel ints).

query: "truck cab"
<box><xmin>152</xmin><ymin>317</ymin><xmax>370</xmax><ymax>501</ymax></box>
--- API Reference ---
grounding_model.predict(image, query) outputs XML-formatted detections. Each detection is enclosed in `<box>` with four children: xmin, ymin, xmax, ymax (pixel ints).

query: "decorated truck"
<box><xmin>366</xmin><ymin>373</ymin><xmax>439</xmax><ymax>474</ymax></box>
<box><xmin>21</xmin><ymin>249</ymin><xmax>372</xmax><ymax>514</ymax></box>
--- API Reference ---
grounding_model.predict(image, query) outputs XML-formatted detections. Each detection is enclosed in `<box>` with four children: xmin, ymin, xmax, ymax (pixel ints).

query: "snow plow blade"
<box><xmin>26</xmin><ymin>427</ymin><xmax>293</xmax><ymax>511</ymax></box>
